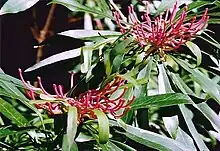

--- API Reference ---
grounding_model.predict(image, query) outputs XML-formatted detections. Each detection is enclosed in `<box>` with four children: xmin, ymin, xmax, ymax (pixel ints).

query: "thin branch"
<box><xmin>36</xmin><ymin>4</ymin><xmax>56</xmax><ymax>63</ymax></box>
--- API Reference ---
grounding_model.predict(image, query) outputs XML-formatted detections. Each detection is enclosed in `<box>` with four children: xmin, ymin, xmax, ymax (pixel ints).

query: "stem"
<box><xmin>36</xmin><ymin>4</ymin><xmax>56</xmax><ymax>63</ymax></box>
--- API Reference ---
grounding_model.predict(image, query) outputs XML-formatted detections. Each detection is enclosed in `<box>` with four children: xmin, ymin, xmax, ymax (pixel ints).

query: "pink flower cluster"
<box><xmin>19</xmin><ymin>69</ymin><xmax>134</xmax><ymax>121</ymax></box>
<box><xmin>114</xmin><ymin>2</ymin><xmax>209</xmax><ymax>50</ymax></box>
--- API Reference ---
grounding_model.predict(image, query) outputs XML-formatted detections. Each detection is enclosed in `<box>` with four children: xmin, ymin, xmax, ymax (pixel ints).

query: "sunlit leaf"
<box><xmin>135</xmin><ymin>57</ymin><xmax>153</xmax><ymax>97</ymax></box>
<box><xmin>110</xmin><ymin>120</ymin><xmax>194</xmax><ymax>151</ymax></box>
<box><xmin>186</xmin><ymin>41</ymin><xmax>202</xmax><ymax>66</ymax></box>
<box><xmin>175</xmin><ymin>128</ymin><xmax>196</xmax><ymax>151</ymax></box>
<box><xmin>174</xmin><ymin>58</ymin><xmax>220</xmax><ymax>104</ymax></box>
<box><xmin>179</xmin><ymin>105</ymin><xmax>209</xmax><ymax>151</ymax></box>
<box><xmin>196</xmin><ymin>103</ymin><xmax>220</xmax><ymax>132</ymax></box>
<box><xmin>75</xmin><ymin>132</ymin><xmax>94</xmax><ymax>142</ymax></box>
<box><xmin>157</xmin><ymin>63</ymin><xmax>174</xmax><ymax>94</ymax></box>
<box><xmin>0</xmin><ymin>0</ymin><xmax>39</xmax><ymax>15</ymax></box>
<box><xmin>59</xmin><ymin>30</ymin><xmax>120</xmax><ymax>41</ymax></box>
<box><xmin>25</xmin><ymin>48</ymin><xmax>81</xmax><ymax>72</ymax></box>
<box><xmin>169</xmin><ymin>72</ymin><xmax>220</xmax><ymax>133</ymax></box>
<box><xmin>81</xmin><ymin>46</ymin><xmax>93</xmax><ymax>73</ymax></box>
<box><xmin>175</xmin><ymin>1</ymin><xmax>214</xmax><ymax>21</ymax></box>
<box><xmin>50</xmin><ymin>0</ymin><xmax>113</xmax><ymax>19</ymax></box>
<box><xmin>94</xmin><ymin>109</ymin><xmax>109</xmax><ymax>144</ymax></box>
<box><xmin>155</xmin><ymin>0</ymin><xmax>176</xmax><ymax>16</ymax></box>
<box><xmin>67</xmin><ymin>106</ymin><xmax>78</xmax><ymax>150</ymax></box>
<box><xmin>163</xmin><ymin>116</ymin><xmax>179</xmax><ymax>139</ymax></box>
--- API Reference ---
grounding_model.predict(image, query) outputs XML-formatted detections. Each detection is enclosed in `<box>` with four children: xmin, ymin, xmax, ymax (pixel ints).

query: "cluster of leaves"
<box><xmin>1</xmin><ymin>0</ymin><xmax>220</xmax><ymax>150</ymax></box>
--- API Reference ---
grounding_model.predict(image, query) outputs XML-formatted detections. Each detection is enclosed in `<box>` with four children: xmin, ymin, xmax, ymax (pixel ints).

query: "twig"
<box><xmin>36</xmin><ymin>4</ymin><xmax>56</xmax><ymax>63</ymax></box>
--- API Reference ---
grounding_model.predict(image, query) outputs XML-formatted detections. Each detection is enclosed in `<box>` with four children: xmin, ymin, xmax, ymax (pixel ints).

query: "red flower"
<box><xmin>114</xmin><ymin>2</ymin><xmax>209</xmax><ymax>51</ymax></box>
<box><xmin>19</xmin><ymin>69</ymin><xmax>134</xmax><ymax>122</ymax></box>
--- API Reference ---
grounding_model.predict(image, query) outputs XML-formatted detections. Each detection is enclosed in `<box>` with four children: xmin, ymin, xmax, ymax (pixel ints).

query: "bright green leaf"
<box><xmin>67</xmin><ymin>106</ymin><xmax>78</xmax><ymax>150</ymax></box>
<box><xmin>50</xmin><ymin>0</ymin><xmax>113</xmax><ymax>19</ymax></box>
<box><xmin>81</xmin><ymin>47</ymin><xmax>93</xmax><ymax>73</ymax></box>
<box><xmin>131</xmin><ymin>93</ymin><xmax>192</xmax><ymax>109</ymax></box>
<box><xmin>0</xmin><ymin>97</ymin><xmax>29</xmax><ymax>127</ymax></box>
<box><xmin>93</xmin><ymin>109</ymin><xmax>109</xmax><ymax>144</ymax></box>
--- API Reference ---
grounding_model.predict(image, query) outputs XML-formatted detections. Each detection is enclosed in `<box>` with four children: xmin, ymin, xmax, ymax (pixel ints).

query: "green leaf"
<box><xmin>0</xmin><ymin>127</ymin><xmax>36</xmax><ymax>138</ymax></box>
<box><xmin>131</xmin><ymin>93</ymin><xmax>192</xmax><ymax>110</ymax></box>
<box><xmin>0</xmin><ymin>73</ymin><xmax>24</xmax><ymax>88</ymax></box>
<box><xmin>0</xmin><ymin>97</ymin><xmax>29</xmax><ymax>127</ymax></box>
<box><xmin>75</xmin><ymin>132</ymin><xmax>94</xmax><ymax>142</ymax></box>
<box><xmin>175</xmin><ymin>1</ymin><xmax>214</xmax><ymax>21</ymax></box>
<box><xmin>104</xmin><ymin>49</ymin><xmax>112</xmax><ymax>76</ymax></box>
<box><xmin>59</xmin><ymin>30</ymin><xmax>120</xmax><ymax>41</ymax></box>
<box><xmin>100</xmin><ymin>141</ymin><xmax>123</xmax><ymax>151</ymax></box>
<box><xmin>199</xmin><ymin>35</ymin><xmax>220</xmax><ymax>50</ymax></box>
<box><xmin>179</xmin><ymin>105</ymin><xmax>209</xmax><ymax>151</ymax></box>
<box><xmin>175</xmin><ymin>128</ymin><xmax>196</xmax><ymax>151</ymax></box>
<box><xmin>163</xmin><ymin>116</ymin><xmax>179</xmax><ymax>139</ymax></box>
<box><xmin>50</xmin><ymin>0</ymin><xmax>113</xmax><ymax>19</ymax></box>
<box><xmin>94</xmin><ymin>0</ymin><xmax>111</xmax><ymax>17</ymax></box>
<box><xmin>196</xmin><ymin>103</ymin><xmax>220</xmax><ymax>132</ymax></box>
<box><xmin>169</xmin><ymin>72</ymin><xmax>220</xmax><ymax>133</ymax></box>
<box><xmin>174</xmin><ymin>58</ymin><xmax>220</xmax><ymax>103</ymax></box>
<box><xmin>157</xmin><ymin>63</ymin><xmax>174</xmax><ymax>94</ymax></box>
<box><xmin>81</xmin><ymin>46</ymin><xmax>93</xmax><ymax>73</ymax></box>
<box><xmin>0</xmin><ymin>0</ymin><xmax>39</xmax><ymax>15</ymax></box>
<box><xmin>110</xmin><ymin>140</ymin><xmax>137</xmax><ymax>151</ymax></box>
<box><xmin>62</xmin><ymin>134</ymin><xmax>78</xmax><ymax>151</ymax></box>
<box><xmin>112</xmin><ymin>120</ymin><xmax>193</xmax><ymax>151</ymax></box>
<box><xmin>0</xmin><ymin>81</ymin><xmax>45</xmax><ymax>128</ymax></box>
<box><xmin>185</xmin><ymin>41</ymin><xmax>202</xmax><ymax>66</ymax></box>
<box><xmin>208</xmin><ymin>18</ymin><xmax>220</xmax><ymax>24</ymax></box>
<box><xmin>155</xmin><ymin>0</ymin><xmax>176</xmax><ymax>16</ymax></box>
<box><xmin>67</xmin><ymin>106</ymin><xmax>78</xmax><ymax>150</ymax></box>
<box><xmin>93</xmin><ymin>109</ymin><xmax>109</xmax><ymax>144</ymax></box>
<box><xmin>112</xmin><ymin>54</ymin><xmax>125</xmax><ymax>73</ymax></box>
<box><xmin>25</xmin><ymin>48</ymin><xmax>81</xmax><ymax>72</ymax></box>
<box><xmin>135</xmin><ymin>57</ymin><xmax>153</xmax><ymax>97</ymax></box>
<box><xmin>0</xmin><ymin>80</ymin><xmax>44</xmax><ymax>129</ymax></box>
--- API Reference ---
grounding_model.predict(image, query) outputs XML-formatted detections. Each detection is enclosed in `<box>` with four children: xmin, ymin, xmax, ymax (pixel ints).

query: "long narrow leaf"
<box><xmin>94</xmin><ymin>109</ymin><xmax>109</xmax><ymax>144</ymax></box>
<box><xmin>131</xmin><ymin>93</ymin><xmax>192</xmax><ymax>109</ymax></box>
<box><xmin>0</xmin><ymin>0</ymin><xmax>39</xmax><ymax>15</ymax></box>
<box><xmin>25</xmin><ymin>48</ymin><xmax>81</xmax><ymax>72</ymax></box>
<box><xmin>67</xmin><ymin>106</ymin><xmax>78</xmax><ymax>150</ymax></box>
<box><xmin>0</xmin><ymin>97</ymin><xmax>29</xmax><ymax>127</ymax></box>
<box><xmin>179</xmin><ymin>105</ymin><xmax>209</xmax><ymax>151</ymax></box>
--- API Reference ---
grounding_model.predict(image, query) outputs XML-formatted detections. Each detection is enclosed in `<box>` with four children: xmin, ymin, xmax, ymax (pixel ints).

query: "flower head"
<box><xmin>114</xmin><ymin>2</ymin><xmax>209</xmax><ymax>51</ymax></box>
<box><xmin>18</xmin><ymin>69</ymin><xmax>134</xmax><ymax>122</ymax></box>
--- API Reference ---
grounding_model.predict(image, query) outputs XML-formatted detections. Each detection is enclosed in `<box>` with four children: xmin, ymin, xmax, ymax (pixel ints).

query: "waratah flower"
<box><xmin>18</xmin><ymin>69</ymin><xmax>134</xmax><ymax>122</ymax></box>
<box><xmin>114</xmin><ymin>2</ymin><xmax>209</xmax><ymax>52</ymax></box>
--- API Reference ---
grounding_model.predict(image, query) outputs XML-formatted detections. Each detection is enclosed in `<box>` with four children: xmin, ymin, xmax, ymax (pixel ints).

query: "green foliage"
<box><xmin>0</xmin><ymin>0</ymin><xmax>39</xmax><ymax>15</ymax></box>
<box><xmin>1</xmin><ymin>0</ymin><xmax>220</xmax><ymax>150</ymax></box>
